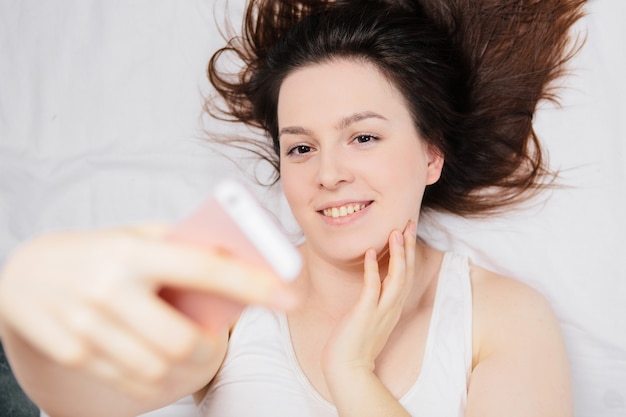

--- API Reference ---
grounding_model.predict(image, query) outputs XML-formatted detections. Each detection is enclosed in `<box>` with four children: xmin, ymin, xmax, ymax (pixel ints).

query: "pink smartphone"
<box><xmin>159</xmin><ymin>179</ymin><xmax>301</xmax><ymax>334</ymax></box>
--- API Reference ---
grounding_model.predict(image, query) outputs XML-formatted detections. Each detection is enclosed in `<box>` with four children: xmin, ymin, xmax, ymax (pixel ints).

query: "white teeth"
<box><xmin>323</xmin><ymin>203</ymin><xmax>366</xmax><ymax>218</ymax></box>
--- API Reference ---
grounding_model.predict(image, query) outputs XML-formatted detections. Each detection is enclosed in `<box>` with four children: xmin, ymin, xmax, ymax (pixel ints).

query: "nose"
<box><xmin>315</xmin><ymin>148</ymin><xmax>353</xmax><ymax>189</ymax></box>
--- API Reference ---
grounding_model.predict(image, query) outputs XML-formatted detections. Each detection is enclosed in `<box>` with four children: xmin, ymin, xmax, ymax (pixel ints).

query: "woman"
<box><xmin>0</xmin><ymin>0</ymin><xmax>584</xmax><ymax>416</ymax></box>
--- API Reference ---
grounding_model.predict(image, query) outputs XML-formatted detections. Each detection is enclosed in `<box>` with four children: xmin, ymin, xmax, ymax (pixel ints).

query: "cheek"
<box><xmin>379</xmin><ymin>142</ymin><xmax>428</xmax><ymax>184</ymax></box>
<box><xmin>279</xmin><ymin>164</ymin><xmax>309</xmax><ymax>214</ymax></box>
<box><xmin>382</xmin><ymin>142</ymin><xmax>429</xmax><ymax>213</ymax></box>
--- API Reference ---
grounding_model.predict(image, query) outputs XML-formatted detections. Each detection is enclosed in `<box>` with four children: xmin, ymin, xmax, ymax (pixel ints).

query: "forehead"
<box><xmin>277</xmin><ymin>58</ymin><xmax>410</xmax><ymax>125</ymax></box>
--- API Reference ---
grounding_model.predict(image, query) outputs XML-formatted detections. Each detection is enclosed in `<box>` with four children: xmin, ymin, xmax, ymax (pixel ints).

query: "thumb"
<box><xmin>129</xmin><ymin>237</ymin><xmax>298</xmax><ymax>310</ymax></box>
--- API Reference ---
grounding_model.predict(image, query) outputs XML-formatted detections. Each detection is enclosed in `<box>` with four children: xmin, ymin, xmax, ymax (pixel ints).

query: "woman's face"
<box><xmin>277</xmin><ymin>59</ymin><xmax>442</xmax><ymax>264</ymax></box>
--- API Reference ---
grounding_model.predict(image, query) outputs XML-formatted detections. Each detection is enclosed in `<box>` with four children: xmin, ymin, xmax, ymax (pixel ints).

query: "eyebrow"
<box><xmin>279</xmin><ymin>126</ymin><xmax>313</xmax><ymax>138</ymax></box>
<box><xmin>278</xmin><ymin>111</ymin><xmax>387</xmax><ymax>139</ymax></box>
<box><xmin>335</xmin><ymin>111</ymin><xmax>387</xmax><ymax>130</ymax></box>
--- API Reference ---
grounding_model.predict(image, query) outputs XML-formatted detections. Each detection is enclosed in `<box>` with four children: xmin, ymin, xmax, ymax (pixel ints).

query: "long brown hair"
<box><xmin>206</xmin><ymin>0</ymin><xmax>585</xmax><ymax>215</ymax></box>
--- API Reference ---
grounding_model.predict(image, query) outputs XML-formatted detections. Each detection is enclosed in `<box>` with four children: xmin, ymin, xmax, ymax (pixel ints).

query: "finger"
<box><xmin>380</xmin><ymin>230</ymin><xmax>407</xmax><ymax>309</ymax></box>
<box><xmin>84</xmin><ymin>356</ymin><xmax>157</xmax><ymax>399</ymax></box>
<box><xmin>57</xmin><ymin>300</ymin><xmax>169</xmax><ymax>382</ymax></box>
<box><xmin>127</xmin><ymin>222</ymin><xmax>171</xmax><ymax>239</ymax></box>
<box><xmin>0</xmin><ymin>248</ymin><xmax>87</xmax><ymax>365</ymax></box>
<box><xmin>403</xmin><ymin>220</ymin><xmax>417</xmax><ymax>293</ymax></box>
<box><xmin>97</xmin><ymin>286</ymin><xmax>209</xmax><ymax>361</ymax></box>
<box><xmin>359</xmin><ymin>248</ymin><xmax>382</xmax><ymax>309</ymax></box>
<box><xmin>123</xmin><ymin>236</ymin><xmax>298</xmax><ymax>310</ymax></box>
<box><xmin>0</xmin><ymin>300</ymin><xmax>87</xmax><ymax>367</ymax></box>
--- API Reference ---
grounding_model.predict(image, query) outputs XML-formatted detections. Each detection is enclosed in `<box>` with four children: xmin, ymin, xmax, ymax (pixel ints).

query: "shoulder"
<box><xmin>469</xmin><ymin>264</ymin><xmax>554</xmax><ymax>321</ymax></box>
<box><xmin>469</xmin><ymin>264</ymin><xmax>560</xmax><ymax>363</ymax></box>
<box><xmin>465</xmin><ymin>264</ymin><xmax>572</xmax><ymax>416</ymax></box>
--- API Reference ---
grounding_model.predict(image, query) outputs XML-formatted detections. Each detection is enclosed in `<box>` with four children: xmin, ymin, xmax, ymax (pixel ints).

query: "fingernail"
<box><xmin>409</xmin><ymin>220</ymin><xmax>417</xmax><ymax>237</ymax></box>
<box><xmin>393</xmin><ymin>230</ymin><xmax>404</xmax><ymax>245</ymax></box>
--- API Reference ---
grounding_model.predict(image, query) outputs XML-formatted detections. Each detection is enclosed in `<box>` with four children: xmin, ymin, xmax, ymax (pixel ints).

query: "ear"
<box><xmin>425</xmin><ymin>145</ymin><xmax>444</xmax><ymax>186</ymax></box>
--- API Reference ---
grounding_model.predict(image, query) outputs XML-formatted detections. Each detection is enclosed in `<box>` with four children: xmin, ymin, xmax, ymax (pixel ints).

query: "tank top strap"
<box><xmin>399</xmin><ymin>252</ymin><xmax>473</xmax><ymax>416</ymax></box>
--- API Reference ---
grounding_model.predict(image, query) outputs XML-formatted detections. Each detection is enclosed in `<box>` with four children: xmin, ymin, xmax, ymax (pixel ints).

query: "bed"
<box><xmin>0</xmin><ymin>1</ymin><xmax>624</xmax><ymax>416</ymax></box>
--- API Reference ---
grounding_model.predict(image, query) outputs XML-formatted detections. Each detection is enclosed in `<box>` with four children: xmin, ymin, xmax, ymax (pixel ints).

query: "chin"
<box><xmin>302</xmin><ymin>222</ymin><xmax>397</xmax><ymax>262</ymax></box>
<box><xmin>323</xmin><ymin>236</ymin><xmax>391</xmax><ymax>265</ymax></box>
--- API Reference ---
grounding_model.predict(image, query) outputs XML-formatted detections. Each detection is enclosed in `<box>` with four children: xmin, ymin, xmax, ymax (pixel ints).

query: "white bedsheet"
<box><xmin>0</xmin><ymin>1</ymin><xmax>624</xmax><ymax>416</ymax></box>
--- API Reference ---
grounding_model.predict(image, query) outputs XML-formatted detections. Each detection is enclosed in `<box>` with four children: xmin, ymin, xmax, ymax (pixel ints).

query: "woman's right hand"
<box><xmin>0</xmin><ymin>224</ymin><xmax>297</xmax><ymax>412</ymax></box>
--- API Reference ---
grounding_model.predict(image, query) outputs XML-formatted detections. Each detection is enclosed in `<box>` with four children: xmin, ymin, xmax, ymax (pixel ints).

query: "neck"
<box><xmin>292</xmin><ymin>242</ymin><xmax>435</xmax><ymax>321</ymax></box>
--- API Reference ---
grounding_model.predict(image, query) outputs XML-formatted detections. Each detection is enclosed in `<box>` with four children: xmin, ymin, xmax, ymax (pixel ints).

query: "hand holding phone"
<box><xmin>159</xmin><ymin>179</ymin><xmax>301</xmax><ymax>334</ymax></box>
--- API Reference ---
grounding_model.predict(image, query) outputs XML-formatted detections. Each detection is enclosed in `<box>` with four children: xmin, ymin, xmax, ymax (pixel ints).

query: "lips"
<box><xmin>319</xmin><ymin>201</ymin><xmax>372</xmax><ymax>218</ymax></box>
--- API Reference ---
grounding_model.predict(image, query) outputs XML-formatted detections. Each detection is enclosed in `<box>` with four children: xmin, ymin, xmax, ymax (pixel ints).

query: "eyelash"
<box><xmin>285</xmin><ymin>134</ymin><xmax>380</xmax><ymax>156</ymax></box>
<box><xmin>352</xmin><ymin>134</ymin><xmax>379</xmax><ymax>145</ymax></box>
<box><xmin>286</xmin><ymin>144</ymin><xmax>312</xmax><ymax>156</ymax></box>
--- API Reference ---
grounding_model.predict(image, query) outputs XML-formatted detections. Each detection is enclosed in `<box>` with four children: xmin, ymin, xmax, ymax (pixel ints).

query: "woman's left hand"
<box><xmin>321</xmin><ymin>220</ymin><xmax>417</xmax><ymax>381</ymax></box>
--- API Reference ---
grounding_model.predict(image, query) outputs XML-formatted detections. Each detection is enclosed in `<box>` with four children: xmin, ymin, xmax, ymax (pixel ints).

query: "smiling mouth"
<box><xmin>321</xmin><ymin>202</ymin><xmax>372</xmax><ymax>218</ymax></box>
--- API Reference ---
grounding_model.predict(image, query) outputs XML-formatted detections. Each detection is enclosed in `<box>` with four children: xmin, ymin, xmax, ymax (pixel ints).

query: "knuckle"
<box><xmin>67</xmin><ymin>308</ymin><xmax>98</xmax><ymax>336</ymax></box>
<box><xmin>143</xmin><ymin>361</ymin><xmax>169</xmax><ymax>382</ymax></box>
<box><xmin>55</xmin><ymin>342</ymin><xmax>90</xmax><ymax>367</ymax></box>
<box><xmin>82</xmin><ymin>243</ymin><xmax>140</xmax><ymax>305</ymax></box>
<box><xmin>164</xmin><ymin>334</ymin><xmax>198</xmax><ymax>361</ymax></box>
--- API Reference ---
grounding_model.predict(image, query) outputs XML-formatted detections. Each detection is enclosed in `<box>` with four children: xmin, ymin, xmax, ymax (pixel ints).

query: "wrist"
<box><xmin>322</xmin><ymin>360</ymin><xmax>376</xmax><ymax>392</ymax></box>
<box><xmin>323</xmin><ymin>366</ymin><xmax>410</xmax><ymax>417</ymax></box>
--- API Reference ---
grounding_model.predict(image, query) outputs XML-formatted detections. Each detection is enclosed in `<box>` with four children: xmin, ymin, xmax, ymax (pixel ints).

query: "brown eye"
<box><xmin>288</xmin><ymin>145</ymin><xmax>312</xmax><ymax>155</ymax></box>
<box><xmin>353</xmin><ymin>134</ymin><xmax>378</xmax><ymax>144</ymax></box>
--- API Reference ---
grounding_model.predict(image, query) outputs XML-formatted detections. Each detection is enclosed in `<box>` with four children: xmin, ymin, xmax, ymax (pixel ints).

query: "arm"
<box><xmin>466</xmin><ymin>267</ymin><xmax>573</xmax><ymax>417</ymax></box>
<box><xmin>321</xmin><ymin>223</ymin><xmax>416</xmax><ymax>417</ymax></box>
<box><xmin>1</xmin><ymin>324</ymin><xmax>228</xmax><ymax>417</ymax></box>
<box><xmin>0</xmin><ymin>225</ymin><xmax>295</xmax><ymax>417</ymax></box>
<box><xmin>324</xmin><ymin>367</ymin><xmax>410</xmax><ymax>417</ymax></box>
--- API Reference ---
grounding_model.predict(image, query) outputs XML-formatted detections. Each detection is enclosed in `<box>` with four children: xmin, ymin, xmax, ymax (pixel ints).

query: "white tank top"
<box><xmin>199</xmin><ymin>252</ymin><xmax>473</xmax><ymax>417</ymax></box>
